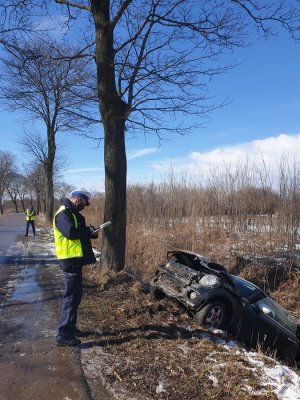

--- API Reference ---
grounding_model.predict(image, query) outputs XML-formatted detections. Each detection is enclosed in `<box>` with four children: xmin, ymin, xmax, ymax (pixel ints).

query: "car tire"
<box><xmin>195</xmin><ymin>300</ymin><xmax>228</xmax><ymax>329</ymax></box>
<box><xmin>149</xmin><ymin>283</ymin><xmax>165</xmax><ymax>300</ymax></box>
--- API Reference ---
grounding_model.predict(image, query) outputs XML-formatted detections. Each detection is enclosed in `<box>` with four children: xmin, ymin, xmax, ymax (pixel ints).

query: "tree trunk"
<box><xmin>45</xmin><ymin>128</ymin><xmax>56</xmax><ymax>223</ymax></box>
<box><xmin>91</xmin><ymin>0</ymin><xmax>127</xmax><ymax>272</ymax></box>
<box><xmin>7</xmin><ymin>191</ymin><xmax>18</xmax><ymax>212</ymax></box>
<box><xmin>101</xmin><ymin>115</ymin><xmax>127</xmax><ymax>272</ymax></box>
<box><xmin>37</xmin><ymin>195</ymin><xmax>41</xmax><ymax>214</ymax></box>
<box><xmin>13</xmin><ymin>196</ymin><xmax>18</xmax><ymax>213</ymax></box>
<box><xmin>20</xmin><ymin>196</ymin><xmax>25</xmax><ymax>212</ymax></box>
<box><xmin>45</xmin><ymin>172</ymin><xmax>54</xmax><ymax>222</ymax></box>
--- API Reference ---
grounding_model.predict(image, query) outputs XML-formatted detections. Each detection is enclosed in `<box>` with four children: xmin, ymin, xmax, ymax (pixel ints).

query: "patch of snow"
<box><xmin>155</xmin><ymin>379</ymin><xmax>167</xmax><ymax>394</ymax></box>
<box><xmin>234</xmin><ymin>348</ymin><xmax>300</xmax><ymax>400</ymax></box>
<box><xmin>263</xmin><ymin>364</ymin><xmax>300</xmax><ymax>400</ymax></box>
<box><xmin>208</xmin><ymin>372</ymin><xmax>219</xmax><ymax>387</ymax></box>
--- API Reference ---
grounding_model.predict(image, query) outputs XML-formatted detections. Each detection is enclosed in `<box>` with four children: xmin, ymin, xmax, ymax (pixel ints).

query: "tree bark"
<box><xmin>91</xmin><ymin>0</ymin><xmax>127</xmax><ymax>271</ymax></box>
<box><xmin>102</xmin><ymin>115</ymin><xmax>127</xmax><ymax>272</ymax></box>
<box><xmin>45</xmin><ymin>171</ymin><xmax>54</xmax><ymax>222</ymax></box>
<box><xmin>45</xmin><ymin>128</ymin><xmax>56</xmax><ymax>223</ymax></box>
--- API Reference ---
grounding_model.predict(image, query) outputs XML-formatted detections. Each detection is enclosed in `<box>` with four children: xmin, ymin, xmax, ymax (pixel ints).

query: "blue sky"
<box><xmin>1</xmin><ymin>29</ymin><xmax>300</xmax><ymax>193</ymax></box>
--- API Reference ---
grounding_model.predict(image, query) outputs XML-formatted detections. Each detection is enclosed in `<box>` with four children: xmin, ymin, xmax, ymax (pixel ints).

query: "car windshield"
<box><xmin>253</xmin><ymin>296</ymin><xmax>298</xmax><ymax>335</ymax></box>
<box><xmin>231</xmin><ymin>275</ymin><xmax>258</xmax><ymax>298</ymax></box>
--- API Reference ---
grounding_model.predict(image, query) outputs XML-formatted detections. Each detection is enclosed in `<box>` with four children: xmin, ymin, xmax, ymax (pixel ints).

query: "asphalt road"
<box><xmin>0</xmin><ymin>213</ymin><xmax>110</xmax><ymax>400</ymax></box>
<box><xmin>0</xmin><ymin>212</ymin><xmax>25</xmax><ymax>265</ymax></box>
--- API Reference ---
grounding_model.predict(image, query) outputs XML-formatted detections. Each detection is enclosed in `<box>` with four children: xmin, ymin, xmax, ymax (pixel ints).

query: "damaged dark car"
<box><xmin>150</xmin><ymin>249</ymin><xmax>300</xmax><ymax>363</ymax></box>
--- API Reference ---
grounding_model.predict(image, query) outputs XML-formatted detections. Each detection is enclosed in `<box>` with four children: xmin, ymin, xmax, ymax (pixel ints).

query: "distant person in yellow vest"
<box><xmin>25</xmin><ymin>206</ymin><xmax>36</xmax><ymax>236</ymax></box>
<box><xmin>53</xmin><ymin>189</ymin><xmax>98</xmax><ymax>347</ymax></box>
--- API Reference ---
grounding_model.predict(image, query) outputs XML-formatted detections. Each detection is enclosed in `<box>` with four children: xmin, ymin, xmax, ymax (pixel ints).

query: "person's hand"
<box><xmin>88</xmin><ymin>225</ymin><xmax>95</xmax><ymax>233</ymax></box>
<box><xmin>87</xmin><ymin>225</ymin><xmax>98</xmax><ymax>238</ymax></box>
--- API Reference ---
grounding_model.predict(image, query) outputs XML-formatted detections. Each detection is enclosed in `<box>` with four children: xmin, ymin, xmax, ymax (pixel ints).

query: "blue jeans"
<box><xmin>25</xmin><ymin>220</ymin><xmax>35</xmax><ymax>235</ymax></box>
<box><xmin>57</xmin><ymin>268</ymin><xmax>83</xmax><ymax>337</ymax></box>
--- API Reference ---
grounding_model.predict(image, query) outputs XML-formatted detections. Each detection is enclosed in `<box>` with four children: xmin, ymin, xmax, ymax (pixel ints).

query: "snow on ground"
<box><xmin>217</xmin><ymin>332</ymin><xmax>300</xmax><ymax>400</ymax></box>
<box><xmin>80</xmin><ymin>325</ymin><xmax>300</xmax><ymax>400</ymax></box>
<box><xmin>36</xmin><ymin>229</ymin><xmax>300</xmax><ymax>400</ymax></box>
<box><xmin>244</xmin><ymin>351</ymin><xmax>300</xmax><ymax>400</ymax></box>
<box><xmin>5</xmin><ymin>226</ymin><xmax>299</xmax><ymax>400</ymax></box>
<box><xmin>200</xmin><ymin>329</ymin><xmax>299</xmax><ymax>400</ymax></box>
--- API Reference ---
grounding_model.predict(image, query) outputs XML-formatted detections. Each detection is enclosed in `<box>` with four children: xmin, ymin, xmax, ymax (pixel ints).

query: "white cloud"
<box><xmin>152</xmin><ymin>134</ymin><xmax>300</xmax><ymax>179</ymax></box>
<box><xmin>63</xmin><ymin>167</ymin><xmax>104</xmax><ymax>192</ymax></box>
<box><xmin>66</xmin><ymin>176</ymin><xmax>105</xmax><ymax>193</ymax></box>
<box><xmin>64</xmin><ymin>167</ymin><xmax>103</xmax><ymax>174</ymax></box>
<box><xmin>128</xmin><ymin>147</ymin><xmax>159</xmax><ymax>160</ymax></box>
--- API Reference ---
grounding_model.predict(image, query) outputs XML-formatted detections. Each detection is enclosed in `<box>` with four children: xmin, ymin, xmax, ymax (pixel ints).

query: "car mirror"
<box><xmin>259</xmin><ymin>304</ymin><xmax>273</xmax><ymax>316</ymax></box>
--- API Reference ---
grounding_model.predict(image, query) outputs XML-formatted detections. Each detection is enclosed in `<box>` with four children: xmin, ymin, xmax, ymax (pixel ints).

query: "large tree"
<box><xmin>1</xmin><ymin>1</ymin><xmax>300</xmax><ymax>271</ymax></box>
<box><xmin>1</xmin><ymin>39</ymin><xmax>98</xmax><ymax>222</ymax></box>
<box><xmin>51</xmin><ymin>0</ymin><xmax>300</xmax><ymax>272</ymax></box>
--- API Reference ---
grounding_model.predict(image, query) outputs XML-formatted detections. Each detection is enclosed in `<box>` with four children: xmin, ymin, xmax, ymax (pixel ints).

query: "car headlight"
<box><xmin>189</xmin><ymin>291</ymin><xmax>197</xmax><ymax>300</ymax></box>
<box><xmin>200</xmin><ymin>274</ymin><xmax>221</xmax><ymax>288</ymax></box>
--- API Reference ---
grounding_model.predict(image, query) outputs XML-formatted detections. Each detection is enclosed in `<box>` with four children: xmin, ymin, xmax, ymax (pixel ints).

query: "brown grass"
<box><xmin>79</xmin><ymin>272</ymin><xmax>284</xmax><ymax>400</ymax></box>
<box><xmin>46</xmin><ymin>171</ymin><xmax>300</xmax><ymax>399</ymax></box>
<box><xmin>80</xmin><ymin>175</ymin><xmax>300</xmax><ymax>320</ymax></box>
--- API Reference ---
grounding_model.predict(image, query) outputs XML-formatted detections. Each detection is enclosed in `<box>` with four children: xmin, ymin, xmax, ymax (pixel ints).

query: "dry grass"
<box><xmin>79</xmin><ymin>179</ymin><xmax>300</xmax><ymax>400</ymax></box>
<box><xmin>80</xmin><ymin>179</ymin><xmax>300</xmax><ymax>323</ymax></box>
<box><xmin>79</xmin><ymin>272</ymin><xmax>284</xmax><ymax>400</ymax></box>
<box><xmin>34</xmin><ymin>176</ymin><xmax>300</xmax><ymax>399</ymax></box>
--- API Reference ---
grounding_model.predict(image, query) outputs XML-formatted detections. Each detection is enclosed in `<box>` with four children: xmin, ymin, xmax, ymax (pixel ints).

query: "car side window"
<box><xmin>254</xmin><ymin>297</ymin><xmax>298</xmax><ymax>335</ymax></box>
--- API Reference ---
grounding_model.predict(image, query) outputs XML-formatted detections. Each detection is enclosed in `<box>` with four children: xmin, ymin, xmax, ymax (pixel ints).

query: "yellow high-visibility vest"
<box><xmin>26</xmin><ymin>209</ymin><xmax>36</xmax><ymax>221</ymax></box>
<box><xmin>53</xmin><ymin>205</ymin><xmax>83</xmax><ymax>259</ymax></box>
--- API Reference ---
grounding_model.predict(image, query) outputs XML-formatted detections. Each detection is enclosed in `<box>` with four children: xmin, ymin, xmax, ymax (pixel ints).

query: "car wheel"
<box><xmin>195</xmin><ymin>300</ymin><xmax>228</xmax><ymax>329</ymax></box>
<box><xmin>149</xmin><ymin>283</ymin><xmax>165</xmax><ymax>300</ymax></box>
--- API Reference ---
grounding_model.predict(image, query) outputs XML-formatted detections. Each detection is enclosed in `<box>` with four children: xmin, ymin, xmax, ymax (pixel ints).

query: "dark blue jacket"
<box><xmin>54</xmin><ymin>198</ymin><xmax>96</xmax><ymax>270</ymax></box>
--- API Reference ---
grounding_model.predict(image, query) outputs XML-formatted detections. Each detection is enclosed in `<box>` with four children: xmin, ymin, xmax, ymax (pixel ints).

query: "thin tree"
<box><xmin>0</xmin><ymin>151</ymin><xmax>16</xmax><ymax>214</ymax></box>
<box><xmin>0</xmin><ymin>39</ymin><xmax>98</xmax><ymax>222</ymax></box>
<box><xmin>6</xmin><ymin>171</ymin><xmax>26</xmax><ymax>213</ymax></box>
<box><xmin>54</xmin><ymin>181</ymin><xmax>73</xmax><ymax>203</ymax></box>
<box><xmin>23</xmin><ymin>162</ymin><xmax>47</xmax><ymax>213</ymax></box>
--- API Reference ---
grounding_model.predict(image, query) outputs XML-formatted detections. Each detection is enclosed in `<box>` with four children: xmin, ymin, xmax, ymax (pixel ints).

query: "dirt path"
<box><xmin>0</xmin><ymin>232</ymin><xmax>110</xmax><ymax>400</ymax></box>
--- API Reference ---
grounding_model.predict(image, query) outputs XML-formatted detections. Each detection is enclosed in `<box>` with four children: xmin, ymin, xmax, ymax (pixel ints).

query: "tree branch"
<box><xmin>55</xmin><ymin>0</ymin><xmax>91</xmax><ymax>12</ymax></box>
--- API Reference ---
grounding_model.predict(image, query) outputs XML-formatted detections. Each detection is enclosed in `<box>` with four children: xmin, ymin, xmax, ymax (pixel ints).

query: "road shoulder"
<box><xmin>0</xmin><ymin>232</ymin><xmax>110</xmax><ymax>400</ymax></box>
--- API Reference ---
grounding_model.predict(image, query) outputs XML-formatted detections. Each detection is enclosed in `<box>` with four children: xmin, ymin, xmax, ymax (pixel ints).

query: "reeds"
<box><xmin>83</xmin><ymin>159</ymin><xmax>300</xmax><ymax>297</ymax></box>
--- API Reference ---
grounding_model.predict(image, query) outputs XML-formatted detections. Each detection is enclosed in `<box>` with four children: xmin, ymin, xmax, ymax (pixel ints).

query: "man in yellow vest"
<box><xmin>53</xmin><ymin>189</ymin><xmax>98</xmax><ymax>347</ymax></box>
<box><xmin>25</xmin><ymin>206</ymin><xmax>36</xmax><ymax>236</ymax></box>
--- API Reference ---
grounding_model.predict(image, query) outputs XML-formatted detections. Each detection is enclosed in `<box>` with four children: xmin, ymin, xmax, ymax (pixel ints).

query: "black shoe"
<box><xmin>56</xmin><ymin>335</ymin><xmax>81</xmax><ymax>347</ymax></box>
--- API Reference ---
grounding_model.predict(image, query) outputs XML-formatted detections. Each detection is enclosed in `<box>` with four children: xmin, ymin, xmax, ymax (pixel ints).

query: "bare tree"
<box><xmin>54</xmin><ymin>181</ymin><xmax>73</xmax><ymax>204</ymax></box>
<box><xmin>1</xmin><ymin>1</ymin><xmax>299</xmax><ymax>270</ymax></box>
<box><xmin>0</xmin><ymin>1</ymin><xmax>53</xmax><ymax>54</ymax></box>
<box><xmin>50</xmin><ymin>0</ymin><xmax>300</xmax><ymax>272</ymax></box>
<box><xmin>0</xmin><ymin>39</ymin><xmax>98</xmax><ymax>222</ymax></box>
<box><xmin>0</xmin><ymin>1</ymin><xmax>32</xmax><ymax>46</ymax></box>
<box><xmin>0</xmin><ymin>151</ymin><xmax>16</xmax><ymax>214</ymax></box>
<box><xmin>6</xmin><ymin>172</ymin><xmax>27</xmax><ymax>213</ymax></box>
<box><xmin>24</xmin><ymin>163</ymin><xmax>47</xmax><ymax>214</ymax></box>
